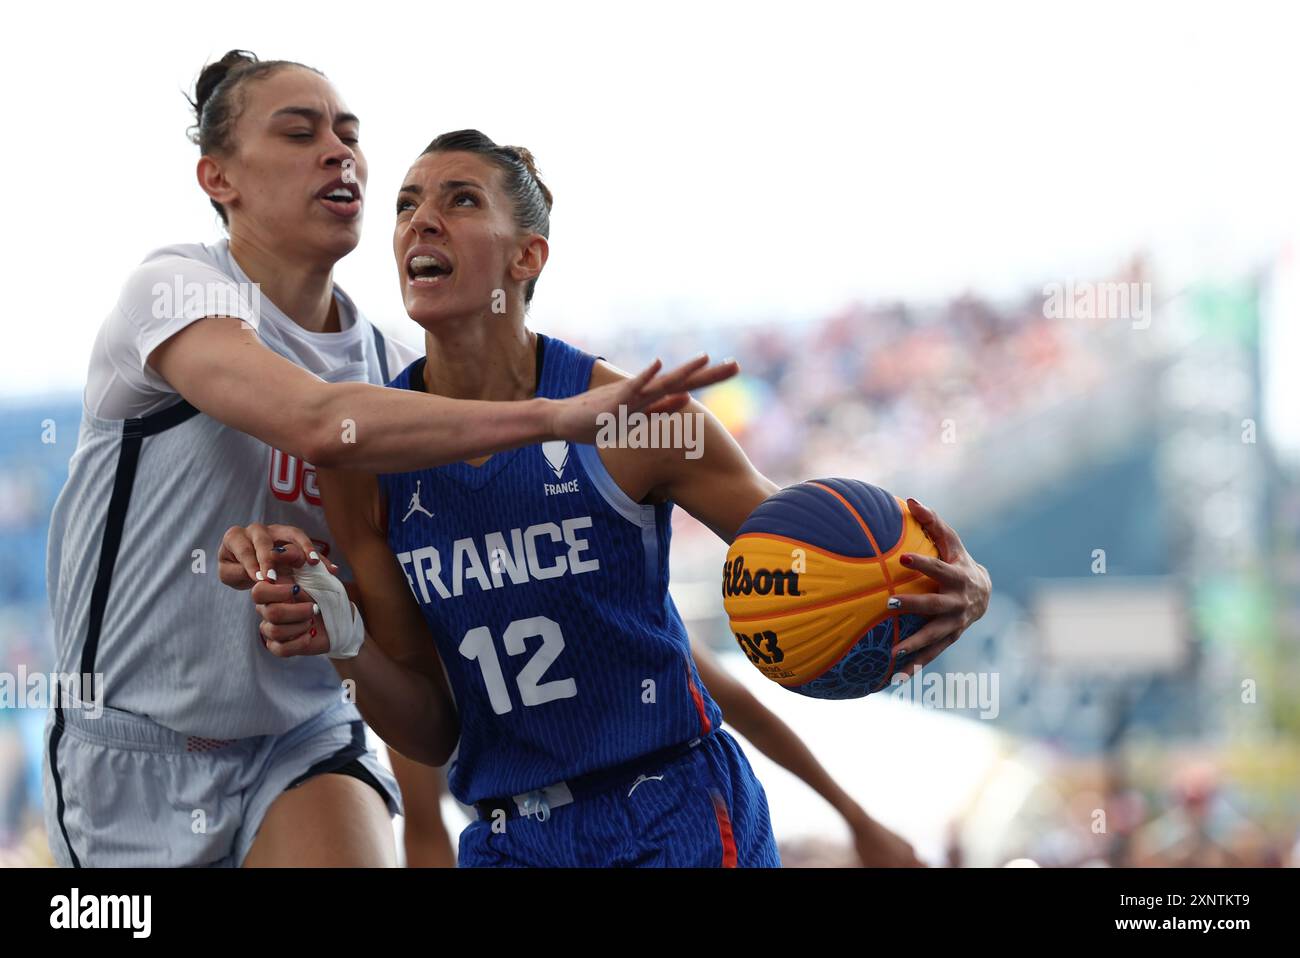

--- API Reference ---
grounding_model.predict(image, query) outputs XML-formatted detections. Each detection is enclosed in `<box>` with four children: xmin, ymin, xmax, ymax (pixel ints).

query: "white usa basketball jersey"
<box><xmin>46</xmin><ymin>240</ymin><xmax>420</xmax><ymax>738</ymax></box>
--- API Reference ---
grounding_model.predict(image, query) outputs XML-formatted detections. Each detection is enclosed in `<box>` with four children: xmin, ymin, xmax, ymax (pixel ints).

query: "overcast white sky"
<box><xmin>4</xmin><ymin>0</ymin><xmax>1298</xmax><ymax>399</ymax></box>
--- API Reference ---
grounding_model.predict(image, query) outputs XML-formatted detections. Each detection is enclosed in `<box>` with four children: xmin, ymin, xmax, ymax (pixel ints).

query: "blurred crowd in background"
<box><xmin>1</xmin><ymin>254</ymin><xmax>1296</xmax><ymax>867</ymax></box>
<box><xmin>596</xmin><ymin>266</ymin><xmax>1120</xmax><ymax>492</ymax></box>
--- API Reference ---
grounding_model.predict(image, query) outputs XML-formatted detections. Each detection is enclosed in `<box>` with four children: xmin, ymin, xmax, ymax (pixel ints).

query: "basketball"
<box><xmin>722</xmin><ymin>478</ymin><xmax>941</xmax><ymax>699</ymax></box>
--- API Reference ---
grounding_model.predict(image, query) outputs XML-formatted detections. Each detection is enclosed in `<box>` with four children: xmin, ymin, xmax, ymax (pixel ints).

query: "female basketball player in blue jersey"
<box><xmin>232</xmin><ymin>131</ymin><xmax>991</xmax><ymax>867</ymax></box>
<box><xmin>45</xmin><ymin>52</ymin><xmax>731</xmax><ymax>871</ymax></box>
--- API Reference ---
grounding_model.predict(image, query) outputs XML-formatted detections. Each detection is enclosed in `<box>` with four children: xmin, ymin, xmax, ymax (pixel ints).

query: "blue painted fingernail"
<box><xmin>291</xmin><ymin>584</ymin><xmax>300</xmax><ymax>596</ymax></box>
<box><xmin>896</xmin><ymin>647</ymin><xmax>910</xmax><ymax>660</ymax></box>
<box><xmin>273</xmin><ymin>545</ymin><xmax>286</xmax><ymax>553</ymax></box>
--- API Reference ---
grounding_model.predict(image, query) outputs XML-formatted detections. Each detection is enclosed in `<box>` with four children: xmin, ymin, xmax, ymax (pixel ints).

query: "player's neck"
<box><xmin>422</xmin><ymin>319</ymin><xmax>537</xmax><ymax>402</ymax></box>
<box><xmin>226</xmin><ymin>232</ymin><xmax>340</xmax><ymax>334</ymax></box>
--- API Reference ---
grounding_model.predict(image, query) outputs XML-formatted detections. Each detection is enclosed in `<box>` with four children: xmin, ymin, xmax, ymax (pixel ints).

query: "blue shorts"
<box><xmin>458</xmin><ymin>728</ymin><xmax>780</xmax><ymax>868</ymax></box>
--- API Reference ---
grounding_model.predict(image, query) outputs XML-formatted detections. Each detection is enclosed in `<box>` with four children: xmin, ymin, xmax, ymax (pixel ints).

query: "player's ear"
<box><xmin>197</xmin><ymin>155</ymin><xmax>239</xmax><ymax>209</ymax></box>
<box><xmin>508</xmin><ymin>234</ymin><xmax>548</xmax><ymax>287</ymax></box>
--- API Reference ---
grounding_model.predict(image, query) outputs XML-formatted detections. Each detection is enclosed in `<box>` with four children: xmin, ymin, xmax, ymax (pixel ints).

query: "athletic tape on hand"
<box><xmin>290</xmin><ymin>561</ymin><xmax>365</xmax><ymax>660</ymax></box>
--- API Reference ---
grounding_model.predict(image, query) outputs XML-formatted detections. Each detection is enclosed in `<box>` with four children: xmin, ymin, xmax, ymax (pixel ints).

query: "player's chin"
<box><xmin>402</xmin><ymin>286</ymin><xmax>460</xmax><ymax>328</ymax></box>
<box><xmin>307</xmin><ymin>224</ymin><xmax>361</xmax><ymax>264</ymax></box>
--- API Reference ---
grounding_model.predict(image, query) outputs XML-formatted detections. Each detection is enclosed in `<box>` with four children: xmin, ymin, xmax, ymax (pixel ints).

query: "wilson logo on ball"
<box><xmin>721</xmin><ymin>556</ymin><xmax>802</xmax><ymax>598</ymax></box>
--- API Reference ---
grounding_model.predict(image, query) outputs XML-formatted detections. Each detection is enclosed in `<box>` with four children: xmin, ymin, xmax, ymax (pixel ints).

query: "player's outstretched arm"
<box><xmin>692</xmin><ymin>641</ymin><xmax>923</xmax><ymax>867</ymax></box>
<box><xmin>150</xmin><ymin>316</ymin><xmax>738</xmax><ymax>472</ymax></box>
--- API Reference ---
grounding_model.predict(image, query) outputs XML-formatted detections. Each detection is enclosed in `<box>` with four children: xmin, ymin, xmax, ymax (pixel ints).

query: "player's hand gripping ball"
<box><xmin>722</xmin><ymin>478</ymin><xmax>940</xmax><ymax>699</ymax></box>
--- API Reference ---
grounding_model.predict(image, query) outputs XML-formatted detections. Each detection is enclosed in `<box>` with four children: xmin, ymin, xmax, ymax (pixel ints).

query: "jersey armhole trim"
<box><xmin>574</xmin><ymin>443</ymin><xmax>656</xmax><ymax>529</ymax></box>
<box><xmin>574</xmin><ymin>442</ymin><xmax>663</xmax><ymax>595</ymax></box>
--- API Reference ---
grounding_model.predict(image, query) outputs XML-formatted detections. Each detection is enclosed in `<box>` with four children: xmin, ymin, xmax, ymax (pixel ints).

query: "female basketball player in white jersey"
<box><xmin>44</xmin><ymin>54</ymin><xmax>733</xmax><ymax>869</ymax></box>
<box><xmin>230</xmin><ymin>131</ymin><xmax>991</xmax><ymax>866</ymax></box>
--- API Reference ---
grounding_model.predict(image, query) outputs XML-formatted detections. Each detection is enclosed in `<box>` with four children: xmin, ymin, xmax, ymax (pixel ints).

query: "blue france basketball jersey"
<box><xmin>378</xmin><ymin>335</ymin><xmax>723</xmax><ymax>805</ymax></box>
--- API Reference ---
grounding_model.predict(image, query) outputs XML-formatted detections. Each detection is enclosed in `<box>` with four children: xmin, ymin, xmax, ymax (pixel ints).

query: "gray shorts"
<box><xmin>42</xmin><ymin>699</ymin><xmax>402</xmax><ymax>867</ymax></box>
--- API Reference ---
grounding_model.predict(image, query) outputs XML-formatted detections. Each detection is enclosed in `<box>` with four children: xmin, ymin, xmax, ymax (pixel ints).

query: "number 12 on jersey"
<box><xmin>459</xmin><ymin>616</ymin><xmax>577</xmax><ymax>715</ymax></box>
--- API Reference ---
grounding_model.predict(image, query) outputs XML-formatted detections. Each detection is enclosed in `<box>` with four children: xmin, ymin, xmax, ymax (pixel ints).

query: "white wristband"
<box><xmin>290</xmin><ymin>561</ymin><xmax>366</xmax><ymax>660</ymax></box>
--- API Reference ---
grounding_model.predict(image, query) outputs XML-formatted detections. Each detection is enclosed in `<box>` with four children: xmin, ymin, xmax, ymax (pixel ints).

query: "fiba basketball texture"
<box><xmin>722</xmin><ymin>478</ymin><xmax>940</xmax><ymax>699</ymax></box>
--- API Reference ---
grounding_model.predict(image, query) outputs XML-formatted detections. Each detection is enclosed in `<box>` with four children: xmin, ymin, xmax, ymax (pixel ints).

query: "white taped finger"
<box><xmin>290</xmin><ymin>561</ymin><xmax>365</xmax><ymax>659</ymax></box>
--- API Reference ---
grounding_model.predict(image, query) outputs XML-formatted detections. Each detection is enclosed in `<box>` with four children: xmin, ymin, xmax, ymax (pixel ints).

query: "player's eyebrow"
<box><xmin>270</xmin><ymin>106</ymin><xmax>361</xmax><ymax>128</ymax></box>
<box><xmin>396</xmin><ymin>179</ymin><xmax>487</xmax><ymax>198</ymax></box>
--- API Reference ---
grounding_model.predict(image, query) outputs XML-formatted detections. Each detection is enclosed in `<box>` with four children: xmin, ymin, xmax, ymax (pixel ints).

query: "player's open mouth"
<box><xmin>316</xmin><ymin>178</ymin><xmax>362</xmax><ymax>219</ymax></box>
<box><xmin>407</xmin><ymin>251</ymin><xmax>453</xmax><ymax>286</ymax></box>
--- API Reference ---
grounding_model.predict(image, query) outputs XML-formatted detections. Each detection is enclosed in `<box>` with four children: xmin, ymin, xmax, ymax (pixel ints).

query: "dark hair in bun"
<box><xmin>186</xmin><ymin>50</ymin><xmax>325</xmax><ymax>225</ymax></box>
<box><xmin>420</xmin><ymin>130</ymin><xmax>553</xmax><ymax>305</ymax></box>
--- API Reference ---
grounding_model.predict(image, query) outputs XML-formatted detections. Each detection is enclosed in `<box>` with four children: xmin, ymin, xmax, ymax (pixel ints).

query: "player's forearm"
<box><xmin>332</xmin><ymin>640</ymin><xmax>456</xmax><ymax>765</ymax></box>
<box><xmin>305</xmin><ymin>381</ymin><xmax>556</xmax><ymax>471</ymax></box>
<box><xmin>732</xmin><ymin>712</ymin><xmax>863</xmax><ymax>822</ymax></box>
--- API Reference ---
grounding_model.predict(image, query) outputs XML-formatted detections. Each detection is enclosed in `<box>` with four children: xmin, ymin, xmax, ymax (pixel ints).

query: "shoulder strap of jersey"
<box><xmin>536</xmin><ymin>334</ymin><xmax>598</xmax><ymax>400</ymax></box>
<box><xmin>371</xmin><ymin>324</ymin><xmax>390</xmax><ymax>383</ymax></box>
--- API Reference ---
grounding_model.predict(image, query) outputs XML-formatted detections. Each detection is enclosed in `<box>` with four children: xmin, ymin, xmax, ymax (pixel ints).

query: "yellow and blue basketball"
<box><xmin>722</xmin><ymin>478</ymin><xmax>940</xmax><ymax>699</ymax></box>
